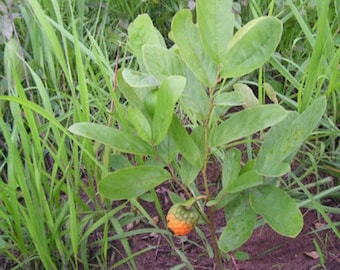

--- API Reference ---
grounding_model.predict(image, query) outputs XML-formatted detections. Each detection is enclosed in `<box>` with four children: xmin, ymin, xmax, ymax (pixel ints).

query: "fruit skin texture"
<box><xmin>166</xmin><ymin>203</ymin><xmax>199</xmax><ymax>236</ymax></box>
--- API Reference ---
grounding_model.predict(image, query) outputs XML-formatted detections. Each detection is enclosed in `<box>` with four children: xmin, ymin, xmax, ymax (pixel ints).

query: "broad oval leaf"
<box><xmin>197</xmin><ymin>0</ymin><xmax>234</xmax><ymax>63</ymax></box>
<box><xmin>250</xmin><ymin>185</ymin><xmax>303</xmax><ymax>237</ymax></box>
<box><xmin>99</xmin><ymin>166</ymin><xmax>170</xmax><ymax>200</ymax></box>
<box><xmin>171</xmin><ymin>9</ymin><xmax>218</xmax><ymax>87</ymax></box>
<box><xmin>128</xmin><ymin>14</ymin><xmax>166</xmax><ymax>61</ymax></box>
<box><xmin>255</xmin><ymin>96</ymin><xmax>326</xmax><ymax>176</ymax></box>
<box><xmin>69</xmin><ymin>122</ymin><xmax>153</xmax><ymax>155</ymax></box>
<box><xmin>218</xmin><ymin>194</ymin><xmax>256</xmax><ymax>252</ymax></box>
<box><xmin>221</xmin><ymin>16</ymin><xmax>282</xmax><ymax>78</ymax></box>
<box><xmin>209</xmin><ymin>104</ymin><xmax>287</xmax><ymax>147</ymax></box>
<box><xmin>142</xmin><ymin>45</ymin><xmax>186</xmax><ymax>82</ymax></box>
<box><xmin>152</xmin><ymin>76</ymin><xmax>186</xmax><ymax>145</ymax></box>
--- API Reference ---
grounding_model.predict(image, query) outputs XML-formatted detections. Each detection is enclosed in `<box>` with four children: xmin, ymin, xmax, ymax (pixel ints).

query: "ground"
<box><xmin>113</xmin><ymin>162</ymin><xmax>340</xmax><ymax>270</ymax></box>
<box><xmin>120</xmin><ymin>201</ymin><xmax>339</xmax><ymax>270</ymax></box>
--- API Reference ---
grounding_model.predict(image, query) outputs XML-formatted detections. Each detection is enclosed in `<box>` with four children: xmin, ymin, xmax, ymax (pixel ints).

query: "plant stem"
<box><xmin>201</xmin><ymin>86</ymin><xmax>223</xmax><ymax>270</ymax></box>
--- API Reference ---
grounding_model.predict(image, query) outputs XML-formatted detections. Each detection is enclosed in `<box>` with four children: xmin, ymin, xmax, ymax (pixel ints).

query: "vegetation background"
<box><xmin>0</xmin><ymin>0</ymin><xmax>339</xmax><ymax>269</ymax></box>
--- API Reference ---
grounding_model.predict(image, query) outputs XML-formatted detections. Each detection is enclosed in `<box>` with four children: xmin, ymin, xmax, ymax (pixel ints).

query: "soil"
<box><xmin>112</xmin><ymin>163</ymin><xmax>340</xmax><ymax>270</ymax></box>
<box><xmin>116</xmin><ymin>204</ymin><xmax>340</xmax><ymax>270</ymax></box>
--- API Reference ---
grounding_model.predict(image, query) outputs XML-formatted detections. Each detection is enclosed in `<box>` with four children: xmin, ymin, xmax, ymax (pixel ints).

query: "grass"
<box><xmin>0</xmin><ymin>0</ymin><xmax>339</xmax><ymax>269</ymax></box>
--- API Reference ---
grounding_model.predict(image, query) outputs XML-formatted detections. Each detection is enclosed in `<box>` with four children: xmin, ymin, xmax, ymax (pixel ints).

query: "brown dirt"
<box><xmin>114</xmin><ymin>202</ymin><xmax>339</xmax><ymax>270</ymax></box>
<box><xmin>112</xmin><ymin>163</ymin><xmax>340</xmax><ymax>270</ymax></box>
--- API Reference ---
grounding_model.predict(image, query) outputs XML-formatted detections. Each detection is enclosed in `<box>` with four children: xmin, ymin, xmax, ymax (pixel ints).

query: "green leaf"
<box><xmin>221</xmin><ymin>16</ymin><xmax>282</xmax><ymax>78</ymax></box>
<box><xmin>117</xmin><ymin>69</ymin><xmax>143</xmax><ymax>107</ymax></box>
<box><xmin>143</xmin><ymin>45</ymin><xmax>186</xmax><ymax>82</ymax></box>
<box><xmin>157</xmin><ymin>133</ymin><xmax>178</xmax><ymax>164</ymax></box>
<box><xmin>209</xmin><ymin>105</ymin><xmax>287</xmax><ymax>147</ymax></box>
<box><xmin>255</xmin><ymin>96</ymin><xmax>327</xmax><ymax>176</ymax></box>
<box><xmin>218</xmin><ymin>194</ymin><xmax>256</xmax><ymax>252</ymax></box>
<box><xmin>179</xmin><ymin>157</ymin><xmax>201</xmax><ymax>186</ymax></box>
<box><xmin>69</xmin><ymin>122</ymin><xmax>153</xmax><ymax>155</ymax></box>
<box><xmin>152</xmin><ymin>76</ymin><xmax>186</xmax><ymax>145</ymax></box>
<box><xmin>122</xmin><ymin>68</ymin><xmax>159</xmax><ymax>88</ymax></box>
<box><xmin>227</xmin><ymin>170</ymin><xmax>263</xmax><ymax>193</ymax></box>
<box><xmin>234</xmin><ymin>83</ymin><xmax>259</xmax><ymax>108</ymax></box>
<box><xmin>99</xmin><ymin>166</ymin><xmax>170</xmax><ymax>200</ymax></box>
<box><xmin>222</xmin><ymin>148</ymin><xmax>241</xmax><ymax>187</ymax></box>
<box><xmin>169</xmin><ymin>115</ymin><xmax>203</xmax><ymax>168</ymax></box>
<box><xmin>128</xmin><ymin>14</ymin><xmax>166</xmax><ymax>62</ymax></box>
<box><xmin>196</xmin><ymin>0</ymin><xmax>234</xmax><ymax>63</ymax></box>
<box><xmin>142</xmin><ymin>45</ymin><xmax>209</xmax><ymax>121</ymax></box>
<box><xmin>214</xmin><ymin>91</ymin><xmax>244</xmax><ymax>107</ymax></box>
<box><xmin>250</xmin><ymin>185</ymin><xmax>303</xmax><ymax>237</ymax></box>
<box><xmin>171</xmin><ymin>10</ymin><xmax>218</xmax><ymax>87</ymax></box>
<box><xmin>127</xmin><ymin>107</ymin><xmax>152</xmax><ymax>142</ymax></box>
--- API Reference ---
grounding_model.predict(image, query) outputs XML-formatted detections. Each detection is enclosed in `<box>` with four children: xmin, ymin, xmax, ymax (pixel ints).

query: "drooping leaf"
<box><xmin>218</xmin><ymin>194</ymin><xmax>256</xmax><ymax>252</ymax></box>
<box><xmin>128</xmin><ymin>14</ymin><xmax>166</xmax><ymax>62</ymax></box>
<box><xmin>69</xmin><ymin>123</ymin><xmax>153</xmax><ymax>155</ymax></box>
<box><xmin>196</xmin><ymin>0</ymin><xmax>234</xmax><ymax>63</ymax></box>
<box><xmin>209</xmin><ymin>104</ymin><xmax>287</xmax><ymax>147</ymax></box>
<box><xmin>255</xmin><ymin>96</ymin><xmax>327</xmax><ymax>176</ymax></box>
<box><xmin>171</xmin><ymin>9</ymin><xmax>218</xmax><ymax>87</ymax></box>
<box><xmin>99</xmin><ymin>166</ymin><xmax>170</xmax><ymax>200</ymax></box>
<box><xmin>221</xmin><ymin>16</ymin><xmax>282</xmax><ymax>78</ymax></box>
<box><xmin>169</xmin><ymin>115</ymin><xmax>203</xmax><ymax>168</ymax></box>
<box><xmin>152</xmin><ymin>76</ymin><xmax>186</xmax><ymax>145</ymax></box>
<box><xmin>250</xmin><ymin>185</ymin><xmax>303</xmax><ymax>237</ymax></box>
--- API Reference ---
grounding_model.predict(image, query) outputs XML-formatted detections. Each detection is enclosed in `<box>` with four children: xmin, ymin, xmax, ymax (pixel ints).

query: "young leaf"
<box><xmin>196</xmin><ymin>0</ymin><xmax>234</xmax><ymax>63</ymax></box>
<box><xmin>255</xmin><ymin>96</ymin><xmax>327</xmax><ymax>176</ymax></box>
<box><xmin>99</xmin><ymin>166</ymin><xmax>170</xmax><ymax>200</ymax></box>
<box><xmin>171</xmin><ymin>9</ymin><xmax>218</xmax><ymax>87</ymax></box>
<box><xmin>218</xmin><ymin>194</ymin><xmax>256</xmax><ymax>252</ymax></box>
<box><xmin>209</xmin><ymin>104</ymin><xmax>287</xmax><ymax>147</ymax></box>
<box><xmin>127</xmin><ymin>107</ymin><xmax>152</xmax><ymax>143</ymax></box>
<box><xmin>250</xmin><ymin>185</ymin><xmax>303</xmax><ymax>237</ymax></box>
<box><xmin>69</xmin><ymin>122</ymin><xmax>153</xmax><ymax>155</ymax></box>
<box><xmin>152</xmin><ymin>76</ymin><xmax>186</xmax><ymax>145</ymax></box>
<box><xmin>221</xmin><ymin>16</ymin><xmax>282</xmax><ymax>78</ymax></box>
<box><xmin>128</xmin><ymin>14</ymin><xmax>166</xmax><ymax>61</ymax></box>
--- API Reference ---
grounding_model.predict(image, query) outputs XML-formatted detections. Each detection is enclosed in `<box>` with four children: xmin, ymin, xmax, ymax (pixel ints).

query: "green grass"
<box><xmin>0</xmin><ymin>0</ymin><xmax>339</xmax><ymax>269</ymax></box>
